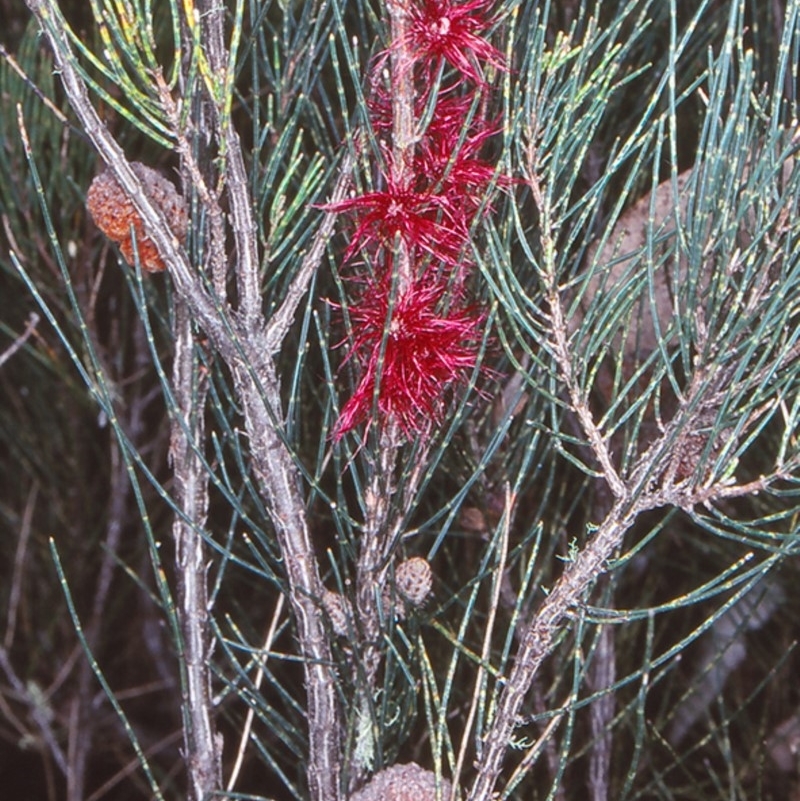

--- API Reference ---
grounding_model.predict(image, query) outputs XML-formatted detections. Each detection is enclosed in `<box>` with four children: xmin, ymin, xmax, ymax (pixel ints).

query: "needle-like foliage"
<box><xmin>1</xmin><ymin>2</ymin><xmax>800</xmax><ymax>801</ymax></box>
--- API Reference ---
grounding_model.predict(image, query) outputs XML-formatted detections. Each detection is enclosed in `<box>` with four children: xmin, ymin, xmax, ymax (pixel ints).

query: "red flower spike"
<box><xmin>402</xmin><ymin>0</ymin><xmax>505</xmax><ymax>85</ymax></box>
<box><xmin>327</xmin><ymin>0</ymin><xmax>505</xmax><ymax>439</ymax></box>
<box><xmin>334</xmin><ymin>278</ymin><xmax>484</xmax><ymax>438</ymax></box>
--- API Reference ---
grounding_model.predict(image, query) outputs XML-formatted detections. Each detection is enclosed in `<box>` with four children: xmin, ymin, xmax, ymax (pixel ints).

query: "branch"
<box><xmin>196</xmin><ymin>0</ymin><xmax>261</xmax><ymax>327</ymax></box>
<box><xmin>386</xmin><ymin>0</ymin><xmax>415</xmax><ymax>289</ymax></box>
<box><xmin>547</xmin><ymin>284</ymin><xmax>627</xmax><ymax>499</ymax></box>
<box><xmin>345</xmin><ymin>2</ymin><xmax>425</xmax><ymax>786</ymax></box>
<box><xmin>171</xmin><ymin>298</ymin><xmax>222</xmax><ymax>800</ymax></box>
<box><xmin>231</xmin><ymin>351</ymin><xmax>341</xmax><ymax>801</ymax></box>
<box><xmin>467</xmin><ymin>496</ymin><xmax>642</xmax><ymax>800</ymax></box>
<box><xmin>265</xmin><ymin>152</ymin><xmax>354</xmax><ymax>353</ymax></box>
<box><xmin>526</xmin><ymin>164</ymin><xmax>626</xmax><ymax>498</ymax></box>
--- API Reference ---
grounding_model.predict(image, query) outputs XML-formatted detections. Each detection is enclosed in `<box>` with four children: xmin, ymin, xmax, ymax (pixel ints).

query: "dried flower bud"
<box><xmin>87</xmin><ymin>162</ymin><xmax>187</xmax><ymax>273</ymax></box>
<box><xmin>349</xmin><ymin>763</ymin><xmax>452</xmax><ymax>801</ymax></box>
<box><xmin>459</xmin><ymin>506</ymin><xmax>488</xmax><ymax>533</ymax></box>
<box><xmin>322</xmin><ymin>589</ymin><xmax>352</xmax><ymax>637</ymax></box>
<box><xmin>395</xmin><ymin>556</ymin><xmax>432</xmax><ymax>607</ymax></box>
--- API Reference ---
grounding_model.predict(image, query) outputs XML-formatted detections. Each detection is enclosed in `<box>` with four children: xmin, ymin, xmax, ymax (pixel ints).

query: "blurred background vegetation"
<box><xmin>1</xmin><ymin>1</ymin><xmax>800</xmax><ymax>799</ymax></box>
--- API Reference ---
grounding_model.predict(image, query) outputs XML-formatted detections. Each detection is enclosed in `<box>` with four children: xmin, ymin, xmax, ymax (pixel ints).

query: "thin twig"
<box><xmin>451</xmin><ymin>486</ymin><xmax>513</xmax><ymax>801</ymax></box>
<box><xmin>84</xmin><ymin>729</ymin><xmax>184</xmax><ymax>801</ymax></box>
<box><xmin>226</xmin><ymin>593</ymin><xmax>286</xmax><ymax>792</ymax></box>
<box><xmin>197</xmin><ymin>0</ymin><xmax>261</xmax><ymax>326</ymax></box>
<box><xmin>0</xmin><ymin>43</ymin><xmax>69</xmax><ymax>124</ymax></box>
<box><xmin>525</xmin><ymin>165</ymin><xmax>626</xmax><ymax>498</ymax></box>
<box><xmin>155</xmin><ymin>74</ymin><xmax>229</xmax><ymax>299</ymax></box>
<box><xmin>68</xmin><ymin>435</ymin><xmax>131</xmax><ymax>801</ymax></box>
<box><xmin>0</xmin><ymin>646</ymin><xmax>68</xmax><ymax>774</ymax></box>
<box><xmin>505</xmin><ymin>702</ymin><xmax>568</xmax><ymax>796</ymax></box>
<box><xmin>3</xmin><ymin>481</ymin><xmax>38</xmax><ymax>649</ymax></box>
<box><xmin>546</xmin><ymin>285</ymin><xmax>627</xmax><ymax>499</ymax></box>
<box><xmin>0</xmin><ymin>311</ymin><xmax>39</xmax><ymax>369</ymax></box>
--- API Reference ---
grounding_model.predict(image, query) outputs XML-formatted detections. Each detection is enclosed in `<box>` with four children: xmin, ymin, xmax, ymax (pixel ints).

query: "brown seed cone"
<box><xmin>395</xmin><ymin>556</ymin><xmax>432</xmax><ymax>607</ymax></box>
<box><xmin>349</xmin><ymin>763</ymin><xmax>452</xmax><ymax>801</ymax></box>
<box><xmin>322</xmin><ymin>589</ymin><xmax>352</xmax><ymax>637</ymax></box>
<box><xmin>87</xmin><ymin>162</ymin><xmax>187</xmax><ymax>273</ymax></box>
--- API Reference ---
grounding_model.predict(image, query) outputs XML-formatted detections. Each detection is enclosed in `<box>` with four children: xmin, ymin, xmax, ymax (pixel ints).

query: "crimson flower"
<box><xmin>334</xmin><ymin>277</ymin><xmax>484</xmax><ymax>438</ymax></box>
<box><xmin>421</xmin><ymin>94</ymin><xmax>493</xmax><ymax>145</ymax></box>
<box><xmin>368</xmin><ymin>87</ymin><xmax>474</xmax><ymax>141</ymax></box>
<box><xmin>417</xmin><ymin>130</ymin><xmax>498</xmax><ymax>210</ymax></box>
<box><xmin>403</xmin><ymin>0</ymin><xmax>505</xmax><ymax>84</ymax></box>
<box><xmin>325</xmin><ymin>167</ymin><xmax>465</xmax><ymax>263</ymax></box>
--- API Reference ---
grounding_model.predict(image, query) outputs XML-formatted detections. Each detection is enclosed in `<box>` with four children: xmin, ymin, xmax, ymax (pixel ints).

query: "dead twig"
<box><xmin>0</xmin><ymin>311</ymin><xmax>39</xmax><ymax>369</ymax></box>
